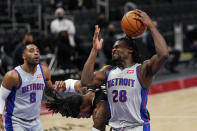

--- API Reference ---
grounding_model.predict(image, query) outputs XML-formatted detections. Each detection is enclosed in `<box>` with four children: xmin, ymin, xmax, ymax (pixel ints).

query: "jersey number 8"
<box><xmin>30</xmin><ymin>92</ymin><xmax>36</xmax><ymax>103</ymax></box>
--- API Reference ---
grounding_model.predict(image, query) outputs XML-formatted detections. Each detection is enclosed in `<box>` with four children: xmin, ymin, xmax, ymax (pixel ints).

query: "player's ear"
<box><xmin>22</xmin><ymin>52</ymin><xmax>26</xmax><ymax>60</ymax></box>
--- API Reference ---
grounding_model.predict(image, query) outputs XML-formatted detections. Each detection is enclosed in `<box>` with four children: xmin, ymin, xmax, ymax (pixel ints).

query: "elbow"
<box><xmin>164</xmin><ymin>52</ymin><xmax>169</xmax><ymax>59</ymax></box>
<box><xmin>81</xmin><ymin>79</ymin><xmax>90</xmax><ymax>87</ymax></box>
<box><xmin>81</xmin><ymin>80</ymin><xmax>87</xmax><ymax>87</ymax></box>
<box><xmin>161</xmin><ymin>52</ymin><xmax>169</xmax><ymax>62</ymax></box>
<box><xmin>81</xmin><ymin>80</ymin><xmax>93</xmax><ymax>87</ymax></box>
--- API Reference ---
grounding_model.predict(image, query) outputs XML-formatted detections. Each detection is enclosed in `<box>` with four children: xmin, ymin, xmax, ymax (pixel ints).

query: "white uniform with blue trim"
<box><xmin>4</xmin><ymin>64</ymin><xmax>45</xmax><ymax>131</ymax></box>
<box><xmin>106</xmin><ymin>64</ymin><xmax>150</xmax><ymax>131</ymax></box>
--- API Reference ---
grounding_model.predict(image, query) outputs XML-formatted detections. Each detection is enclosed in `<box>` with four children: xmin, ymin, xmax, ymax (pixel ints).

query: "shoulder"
<box><xmin>40</xmin><ymin>64</ymin><xmax>50</xmax><ymax>75</ymax></box>
<box><xmin>40</xmin><ymin>64</ymin><xmax>51</xmax><ymax>80</ymax></box>
<box><xmin>2</xmin><ymin>70</ymin><xmax>20</xmax><ymax>89</ymax></box>
<box><xmin>139</xmin><ymin>60</ymin><xmax>149</xmax><ymax>69</ymax></box>
<box><xmin>139</xmin><ymin>59</ymin><xmax>154</xmax><ymax>76</ymax></box>
<box><xmin>5</xmin><ymin>70</ymin><xmax>19</xmax><ymax>81</ymax></box>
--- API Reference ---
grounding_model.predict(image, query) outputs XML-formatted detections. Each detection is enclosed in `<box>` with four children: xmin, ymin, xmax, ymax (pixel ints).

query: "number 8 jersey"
<box><xmin>4</xmin><ymin>64</ymin><xmax>45</xmax><ymax>120</ymax></box>
<box><xmin>106</xmin><ymin>64</ymin><xmax>150</xmax><ymax>128</ymax></box>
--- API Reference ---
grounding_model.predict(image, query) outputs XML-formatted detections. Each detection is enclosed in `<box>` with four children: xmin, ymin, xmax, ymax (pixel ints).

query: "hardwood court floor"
<box><xmin>40</xmin><ymin>87</ymin><xmax>197</xmax><ymax>131</ymax></box>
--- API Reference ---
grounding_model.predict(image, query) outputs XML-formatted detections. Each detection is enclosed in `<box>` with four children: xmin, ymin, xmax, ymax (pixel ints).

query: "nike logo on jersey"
<box><xmin>36</xmin><ymin>74</ymin><xmax>42</xmax><ymax>78</ymax></box>
<box><xmin>127</xmin><ymin>70</ymin><xmax>134</xmax><ymax>74</ymax></box>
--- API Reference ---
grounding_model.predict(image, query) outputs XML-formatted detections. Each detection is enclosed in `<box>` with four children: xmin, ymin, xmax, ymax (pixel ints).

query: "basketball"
<box><xmin>121</xmin><ymin>10</ymin><xmax>147</xmax><ymax>37</ymax></box>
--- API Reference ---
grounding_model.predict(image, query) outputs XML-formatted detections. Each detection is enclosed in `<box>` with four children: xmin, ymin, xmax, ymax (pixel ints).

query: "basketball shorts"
<box><xmin>110</xmin><ymin>123</ymin><xmax>150</xmax><ymax>131</ymax></box>
<box><xmin>4</xmin><ymin>115</ymin><xmax>43</xmax><ymax>131</ymax></box>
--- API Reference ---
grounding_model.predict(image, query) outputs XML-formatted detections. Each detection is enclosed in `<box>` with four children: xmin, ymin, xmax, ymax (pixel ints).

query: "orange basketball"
<box><xmin>121</xmin><ymin>10</ymin><xmax>147</xmax><ymax>37</ymax></box>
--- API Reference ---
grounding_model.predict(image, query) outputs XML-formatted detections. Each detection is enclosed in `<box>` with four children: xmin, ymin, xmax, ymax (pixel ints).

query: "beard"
<box><xmin>27</xmin><ymin>59</ymin><xmax>40</xmax><ymax>67</ymax></box>
<box><xmin>111</xmin><ymin>55</ymin><xmax>123</xmax><ymax>66</ymax></box>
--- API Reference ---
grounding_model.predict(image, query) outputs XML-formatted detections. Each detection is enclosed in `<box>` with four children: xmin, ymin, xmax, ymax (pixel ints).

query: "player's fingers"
<box><xmin>56</xmin><ymin>81</ymin><xmax>66</xmax><ymax>92</ymax></box>
<box><xmin>54</xmin><ymin>82</ymin><xmax>58</xmax><ymax>90</ymax></box>
<box><xmin>93</xmin><ymin>25</ymin><xmax>99</xmax><ymax>40</ymax></box>
<box><xmin>133</xmin><ymin>11</ymin><xmax>142</xmax><ymax>17</ymax></box>
<box><xmin>135</xmin><ymin>9</ymin><xmax>143</xmax><ymax>13</ymax></box>
<box><xmin>59</xmin><ymin>81</ymin><xmax>65</xmax><ymax>88</ymax></box>
<box><xmin>133</xmin><ymin>17</ymin><xmax>142</xmax><ymax>21</ymax></box>
<box><xmin>97</xmin><ymin>26</ymin><xmax>100</xmax><ymax>34</ymax></box>
<box><xmin>55</xmin><ymin>81</ymin><xmax>61</xmax><ymax>90</ymax></box>
<box><xmin>99</xmin><ymin>38</ymin><xmax>104</xmax><ymax>45</ymax></box>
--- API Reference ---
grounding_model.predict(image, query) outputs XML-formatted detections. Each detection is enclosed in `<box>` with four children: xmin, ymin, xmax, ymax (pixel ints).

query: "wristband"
<box><xmin>64</xmin><ymin>79</ymin><xmax>78</xmax><ymax>93</ymax></box>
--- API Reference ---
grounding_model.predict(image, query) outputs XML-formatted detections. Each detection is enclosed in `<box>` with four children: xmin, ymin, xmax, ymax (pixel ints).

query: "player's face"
<box><xmin>23</xmin><ymin>44</ymin><xmax>40</xmax><ymax>65</ymax></box>
<box><xmin>112</xmin><ymin>40</ymin><xmax>132</xmax><ymax>62</ymax></box>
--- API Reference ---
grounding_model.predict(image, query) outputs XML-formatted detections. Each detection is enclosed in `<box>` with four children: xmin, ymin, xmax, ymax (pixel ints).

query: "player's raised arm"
<box><xmin>81</xmin><ymin>25</ymin><xmax>108</xmax><ymax>87</ymax></box>
<box><xmin>0</xmin><ymin>71</ymin><xmax>19</xmax><ymax>131</ymax></box>
<box><xmin>135</xmin><ymin>9</ymin><xmax>169</xmax><ymax>76</ymax></box>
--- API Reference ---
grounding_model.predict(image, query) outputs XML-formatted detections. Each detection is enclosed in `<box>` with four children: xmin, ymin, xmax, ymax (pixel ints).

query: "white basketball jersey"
<box><xmin>4</xmin><ymin>64</ymin><xmax>45</xmax><ymax>120</ymax></box>
<box><xmin>106</xmin><ymin>64</ymin><xmax>150</xmax><ymax>128</ymax></box>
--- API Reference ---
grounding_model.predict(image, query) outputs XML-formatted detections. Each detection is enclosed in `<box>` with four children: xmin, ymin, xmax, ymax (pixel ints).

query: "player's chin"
<box><xmin>33</xmin><ymin>59</ymin><xmax>40</xmax><ymax>64</ymax></box>
<box><xmin>112</xmin><ymin>55</ymin><xmax>118</xmax><ymax>60</ymax></box>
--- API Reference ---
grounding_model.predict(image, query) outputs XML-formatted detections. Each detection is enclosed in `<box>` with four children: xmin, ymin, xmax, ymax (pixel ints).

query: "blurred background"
<box><xmin>0</xmin><ymin>0</ymin><xmax>197</xmax><ymax>81</ymax></box>
<box><xmin>1</xmin><ymin>0</ymin><xmax>197</xmax><ymax>130</ymax></box>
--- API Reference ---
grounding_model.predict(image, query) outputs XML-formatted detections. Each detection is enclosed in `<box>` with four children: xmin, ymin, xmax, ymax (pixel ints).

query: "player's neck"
<box><xmin>21</xmin><ymin>64</ymin><xmax>37</xmax><ymax>75</ymax></box>
<box><xmin>118</xmin><ymin>60</ymin><xmax>135</xmax><ymax>69</ymax></box>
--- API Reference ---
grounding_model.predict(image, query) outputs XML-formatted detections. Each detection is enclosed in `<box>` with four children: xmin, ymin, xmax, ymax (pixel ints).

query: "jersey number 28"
<box><xmin>112</xmin><ymin>90</ymin><xmax>127</xmax><ymax>102</ymax></box>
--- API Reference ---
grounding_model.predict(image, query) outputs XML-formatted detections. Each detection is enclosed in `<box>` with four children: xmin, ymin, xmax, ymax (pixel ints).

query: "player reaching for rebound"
<box><xmin>46</xmin><ymin>80</ymin><xmax>110</xmax><ymax>131</ymax></box>
<box><xmin>81</xmin><ymin>9</ymin><xmax>169</xmax><ymax>130</ymax></box>
<box><xmin>0</xmin><ymin>44</ymin><xmax>55</xmax><ymax>131</ymax></box>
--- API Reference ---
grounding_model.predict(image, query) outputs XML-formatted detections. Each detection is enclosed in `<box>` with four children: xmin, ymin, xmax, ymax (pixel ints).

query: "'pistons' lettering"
<box><xmin>107</xmin><ymin>78</ymin><xmax>135</xmax><ymax>88</ymax></box>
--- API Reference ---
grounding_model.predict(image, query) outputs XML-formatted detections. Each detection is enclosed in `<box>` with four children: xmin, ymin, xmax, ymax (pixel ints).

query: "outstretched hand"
<box><xmin>54</xmin><ymin>81</ymin><xmax>66</xmax><ymax>93</ymax></box>
<box><xmin>134</xmin><ymin>9</ymin><xmax>155</xmax><ymax>28</ymax></box>
<box><xmin>93</xmin><ymin>25</ymin><xmax>104</xmax><ymax>51</ymax></box>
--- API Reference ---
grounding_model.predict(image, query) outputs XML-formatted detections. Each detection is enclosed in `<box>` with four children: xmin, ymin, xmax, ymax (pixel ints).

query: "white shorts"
<box><xmin>4</xmin><ymin>115</ymin><xmax>43</xmax><ymax>131</ymax></box>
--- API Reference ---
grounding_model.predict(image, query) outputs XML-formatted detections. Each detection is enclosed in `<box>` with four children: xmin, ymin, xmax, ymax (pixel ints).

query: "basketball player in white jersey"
<box><xmin>81</xmin><ymin>9</ymin><xmax>169</xmax><ymax>131</ymax></box>
<box><xmin>0</xmin><ymin>44</ymin><xmax>54</xmax><ymax>131</ymax></box>
<box><xmin>0</xmin><ymin>43</ymin><xmax>108</xmax><ymax>131</ymax></box>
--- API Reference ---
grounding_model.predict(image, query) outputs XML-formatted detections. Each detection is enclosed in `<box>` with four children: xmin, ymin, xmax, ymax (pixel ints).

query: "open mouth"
<box><xmin>34</xmin><ymin>57</ymin><xmax>40</xmax><ymax>61</ymax></box>
<box><xmin>112</xmin><ymin>52</ymin><xmax>119</xmax><ymax>57</ymax></box>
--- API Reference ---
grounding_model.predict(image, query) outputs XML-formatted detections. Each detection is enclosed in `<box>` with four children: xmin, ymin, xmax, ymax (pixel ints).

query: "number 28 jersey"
<box><xmin>4</xmin><ymin>64</ymin><xmax>45</xmax><ymax>120</ymax></box>
<box><xmin>106</xmin><ymin>64</ymin><xmax>150</xmax><ymax>128</ymax></box>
